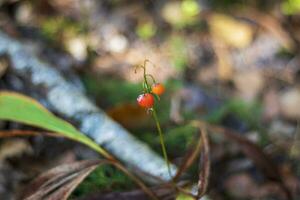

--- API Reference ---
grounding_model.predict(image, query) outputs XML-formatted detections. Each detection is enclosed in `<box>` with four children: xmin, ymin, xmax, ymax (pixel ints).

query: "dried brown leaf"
<box><xmin>0</xmin><ymin>130</ymin><xmax>61</xmax><ymax>138</ymax></box>
<box><xmin>171</xmin><ymin>124</ymin><xmax>210</xmax><ymax>199</ymax></box>
<box><xmin>173</xmin><ymin>130</ymin><xmax>202</xmax><ymax>182</ymax></box>
<box><xmin>22</xmin><ymin>160</ymin><xmax>103</xmax><ymax>200</ymax></box>
<box><xmin>0</xmin><ymin>130</ymin><xmax>158</xmax><ymax>200</ymax></box>
<box><xmin>197</xmin><ymin>126</ymin><xmax>210</xmax><ymax>198</ymax></box>
<box><xmin>21</xmin><ymin>159</ymin><xmax>159</xmax><ymax>200</ymax></box>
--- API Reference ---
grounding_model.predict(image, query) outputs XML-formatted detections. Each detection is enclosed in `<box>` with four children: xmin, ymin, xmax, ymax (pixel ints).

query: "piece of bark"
<box><xmin>0</xmin><ymin>31</ymin><xmax>176</xmax><ymax>183</ymax></box>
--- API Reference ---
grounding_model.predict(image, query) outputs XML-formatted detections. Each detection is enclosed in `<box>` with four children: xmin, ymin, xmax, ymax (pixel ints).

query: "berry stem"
<box><xmin>142</xmin><ymin>62</ymin><xmax>150</xmax><ymax>92</ymax></box>
<box><xmin>151</xmin><ymin>107</ymin><xmax>172</xmax><ymax>179</ymax></box>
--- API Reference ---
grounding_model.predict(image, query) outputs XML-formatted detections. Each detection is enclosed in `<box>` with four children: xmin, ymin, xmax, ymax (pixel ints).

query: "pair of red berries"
<box><xmin>137</xmin><ymin>83</ymin><xmax>165</xmax><ymax>108</ymax></box>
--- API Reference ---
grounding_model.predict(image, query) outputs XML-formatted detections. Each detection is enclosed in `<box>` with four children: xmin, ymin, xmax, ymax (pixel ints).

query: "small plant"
<box><xmin>135</xmin><ymin>60</ymin><xmax>172</xmax><ymax>177</ymax></box>
<box><xmin>134</xmin><ymin>60</ymin><xmax>211</xmax><ymax>200</ymax></box>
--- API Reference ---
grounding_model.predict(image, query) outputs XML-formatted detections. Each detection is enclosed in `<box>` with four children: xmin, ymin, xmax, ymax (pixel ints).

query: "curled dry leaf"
<box><xmin>22</xmin><ymin>160</ymin><xmax>103</xmax><ymax>200</ymax></box>
<box><xmin>197</xmin><ymin>126</ymin><xmax>210</xmax><ymax>199</ymax></box>
<box><xmin>21</xmin><ymin>159</ymin><xmax>159</xmax><ymax>200</ymax></box>
<box><xmin>172</xmin><ymin>123</ymin><xmax>210</xmax><ymax>199</ymax></box>
<box><xmin>209</xmin><ymin>13</ymin><xmax>253</xmax><ymax>49</ymax></box>
<box><xmin>173</xmin><ymin>130</ymin><xmax>203</xmax><ymax>182</ymax></box>
<box><xmin>0</xmin><ymin>131</ymin><xmax>159</xmax><ymax>199</ymax></box>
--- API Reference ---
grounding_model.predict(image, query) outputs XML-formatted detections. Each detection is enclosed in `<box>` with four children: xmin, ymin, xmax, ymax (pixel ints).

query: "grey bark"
<box><xmin>0</xmin><ymin>31</ymin><xmax>177</xmax><ymax>183</ymax></box>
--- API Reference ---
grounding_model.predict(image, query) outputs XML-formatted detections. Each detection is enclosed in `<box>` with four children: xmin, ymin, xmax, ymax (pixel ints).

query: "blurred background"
<box><xmin>0</xmin><ymin>0</ymin><xmax>300</xmax><ymax>199</ymax></box>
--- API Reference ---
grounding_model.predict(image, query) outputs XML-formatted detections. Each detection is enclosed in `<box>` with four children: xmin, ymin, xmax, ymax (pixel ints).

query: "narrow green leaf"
<box><xmin>0</xmin><ymin>91</ymin><xmax>111</xmax><ymax>159</ymax></box>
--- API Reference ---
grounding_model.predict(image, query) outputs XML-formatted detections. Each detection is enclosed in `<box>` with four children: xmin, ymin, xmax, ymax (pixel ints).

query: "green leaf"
<box><xmin>0</xmin><ymin>91</ymin><xmax>111</xmax><ymax>159</ymax></box>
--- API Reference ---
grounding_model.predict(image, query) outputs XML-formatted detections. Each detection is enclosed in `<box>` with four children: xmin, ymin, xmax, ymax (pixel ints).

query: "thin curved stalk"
<box><xmin>151</xmin><ymin>108</ymin><xmax>172</xmax><ymax>179</ymax></box>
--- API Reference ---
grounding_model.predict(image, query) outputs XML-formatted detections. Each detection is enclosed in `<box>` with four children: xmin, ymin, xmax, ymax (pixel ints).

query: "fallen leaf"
<box><xmin>197</xmin><ymin>126</ymin><xmax>210</xmax><ymax>198</ymax></box>
<box><xmin>173</xmin><ymin>123</ymin><xmax>210</xmax><ymax>199</ymax></box>
<box><xmin>211</xmin><ymin>37</ymin><xmax>233</xmax><ymax>81</ymax></box>
<box><xmin>107</xmin><ymin>103</ymin><xmax>150</xmax><ymax>129</ymax></box>
<box><xmin>22</xmin><ymin>160</ymin><xmax>102</xmax><ymax>200</ymax></box>
<box><xmin>173</xmin><ymin>130</ymin><xmax>202</xmax><ymax>181</ymax></box>
<box><xmin>209</xmin><ymin>13</ymin><xmax>253</xmax><ymax>48</ymax></box>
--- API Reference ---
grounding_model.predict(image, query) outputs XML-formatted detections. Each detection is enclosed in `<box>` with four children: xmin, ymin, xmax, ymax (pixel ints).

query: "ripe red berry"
<box><xmin>152</xmin><ymin>83</ymin><xmax>165</xmax><ymax>95</ymax></box>
<box><xmin>137</xmin><ymin>93</ymin><xmax>154</xmax><ymax>108</ymax></box>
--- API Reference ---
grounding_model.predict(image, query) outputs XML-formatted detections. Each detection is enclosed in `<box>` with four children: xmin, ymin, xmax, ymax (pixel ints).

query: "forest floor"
<box><xmin>0</xmin><ymin>0</ymin><xmax>300</xmax><ymax>199</ymax></box>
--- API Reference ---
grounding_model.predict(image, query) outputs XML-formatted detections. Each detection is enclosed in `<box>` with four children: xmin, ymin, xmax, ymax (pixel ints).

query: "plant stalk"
<box><xmin>151</xmin><ymin>108</ymin><xmax>172</xmax><ymax>179</ymax></box>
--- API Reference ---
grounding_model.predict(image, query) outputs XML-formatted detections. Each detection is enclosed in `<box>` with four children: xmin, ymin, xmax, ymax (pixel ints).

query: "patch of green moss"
<box><xmin>139</xmin><ymin>124</ymin><xmax>197</xmax><ymax>157</ymax></box>
<box><xmin>164</xmin><ymin>124</ymin><xmax>197</xmax><ymax>155</ymax></box>
<box><xmin>72</xmin><ymin>165</ymin><xmax>135</xmax><ymax>198</ymax></box>
<box><xmin>206</xmin><ymin>98</ymin><xmax>262</xmax><ymax>129</ymax></box>
<box><xmin>205</xmin><ymin>98</ymin><xmax>271</xmax><ymax>146</ymax></box>
<box><xmin>82</xmin><ymin>76</ymin><xmax>141</xmax><ymax>107</ymax></box>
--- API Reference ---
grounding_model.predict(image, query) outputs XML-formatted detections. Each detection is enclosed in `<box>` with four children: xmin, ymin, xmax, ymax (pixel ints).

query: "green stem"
<box><xmin>141</xmin><ymin>64</ymin><xmax>151</xmax><ymax>93</ymax></box>
<box><xmin>151</xmin><ymin>108</ymin><xmax>172</xmax><ymax>179</ymax></box>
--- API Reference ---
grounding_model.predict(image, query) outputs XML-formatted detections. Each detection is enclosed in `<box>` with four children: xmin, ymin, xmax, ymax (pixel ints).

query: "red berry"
<box><xmin>137</xmin><ymin>93</ymin><xmax>154</xmax><ymax>108</ymax></box>
<box><xmin>152</xmin><ymin>83</ymin><xmax>165</xmax><ymax>95</ymax></box>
